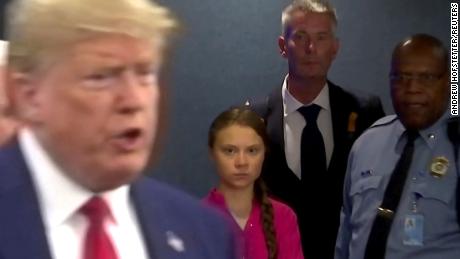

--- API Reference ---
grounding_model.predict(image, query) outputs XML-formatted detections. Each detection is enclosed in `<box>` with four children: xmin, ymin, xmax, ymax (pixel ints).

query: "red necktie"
<box><xmin>80</xmin><ymin>196</ymin><xmax>119</xmax><ymax>259</ymax></box>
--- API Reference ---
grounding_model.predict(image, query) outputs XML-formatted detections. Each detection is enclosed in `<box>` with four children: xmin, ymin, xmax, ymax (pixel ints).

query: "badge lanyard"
<box><xmin>403</xmin><ymin>193</ymin><xmax>424</xmax><ymax>246</ymax></box>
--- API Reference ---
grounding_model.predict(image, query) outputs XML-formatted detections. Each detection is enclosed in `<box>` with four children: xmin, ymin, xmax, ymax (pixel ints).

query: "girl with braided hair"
<box><xmin>204</xmin><ymin>107</ymin><xmax>304</xmax><ymax>259</ymax></box>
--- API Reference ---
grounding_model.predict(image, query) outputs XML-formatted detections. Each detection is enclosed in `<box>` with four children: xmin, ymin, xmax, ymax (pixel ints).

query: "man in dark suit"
<box><xmin>0</xmin><ymin>0</ymin><xmax>236</xmax><ymax>259</ymax></box>
<box><xmin>248</xmin><ymin>1</ymin><xmax>384</xmax><ymax>259</ymax></box>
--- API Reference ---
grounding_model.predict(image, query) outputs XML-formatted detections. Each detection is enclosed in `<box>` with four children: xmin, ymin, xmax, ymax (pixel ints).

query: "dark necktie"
<box><xmin>298</xmin><ymin>104</ymin><xmax>327</xmax><ymax>179</ymax></box>
<box><xmin>364</xmin><ymin>130</ymin><xmax>419</xmax><ymax>259</ymax></box>
<box><xmin>80</xmin><ymin>196</ymin><xmax>119</xmax><ymax>259</ymax></box>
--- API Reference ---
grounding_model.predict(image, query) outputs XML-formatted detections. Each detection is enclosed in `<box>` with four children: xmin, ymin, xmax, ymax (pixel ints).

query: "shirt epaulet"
<box><xmin>369</xmin><ymin>115</ymin><xmax>398</xmax><ymax>129</ymax></box>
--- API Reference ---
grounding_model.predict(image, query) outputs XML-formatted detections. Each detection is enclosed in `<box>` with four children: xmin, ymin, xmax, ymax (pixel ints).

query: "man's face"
<box><xmin>20</xmin><ymin>34</ymin><xmax>162</xmax><ymax>191</ymax></box>
<box><xmin>279</xmin><ymin>11</ymin><xmax>339</xmax><ymax>81</ymax></box>
<box><xmin>390</xmin><ymin>46</ymin><xmax>449</xmax><ymax>130</ymax></box>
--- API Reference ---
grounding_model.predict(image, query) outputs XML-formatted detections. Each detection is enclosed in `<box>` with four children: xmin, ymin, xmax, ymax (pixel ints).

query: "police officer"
<box><xmin>335</xmin><ymin>33</ymin><xmax>460</xmax><ymax>259</ymax></box>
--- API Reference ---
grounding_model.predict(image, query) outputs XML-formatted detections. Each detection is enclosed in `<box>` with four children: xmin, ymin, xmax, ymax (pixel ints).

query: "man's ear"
<box><xmin>278</xmin><ymin>36</ymin><xmax>288</xmax><ymax>58</ymax></box>
<box><xmin>7</xmin><ymin>69</ymin><xmax>41</xmax><ymax>122</ymax></box>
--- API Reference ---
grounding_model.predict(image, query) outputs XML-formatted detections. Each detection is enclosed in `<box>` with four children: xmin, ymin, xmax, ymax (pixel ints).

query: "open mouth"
<box><xmin>123</xmin><ymin>128</ymin><xmax>142</xmax><ymax>139</ymax></box>
<box><xmin>113</xmin><ymin>128</ymin><xmax>144</xmax><ymax>151</ymax></box>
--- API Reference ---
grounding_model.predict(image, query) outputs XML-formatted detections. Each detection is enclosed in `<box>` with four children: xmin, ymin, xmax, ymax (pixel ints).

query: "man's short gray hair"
<box><xmin>281</xmin><ymin>0</ymin><xmax>337</xmax><ymax>36</ymax></box>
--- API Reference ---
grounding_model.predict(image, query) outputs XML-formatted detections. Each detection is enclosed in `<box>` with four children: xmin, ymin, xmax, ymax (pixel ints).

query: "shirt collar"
<box><xmin>206</xmin><ymin>188</ymin><xmax>227</xmax><ymax>210</ymax></box>
<box><xmin>395</xmin><ymin>110</ymin><xmax>450</xmax><ymax>150</ymax></box>
<box><xmin>19</xmin><ymin>127</ymin><xmax>130</xmax><ymax>229</ymax></box>
<box><xmin>417</xmin><ymin>110</ymin><xmax>450</xmax><ymax>149</ymax></box>
<box><xmin>282</xmin><ymin>75</ymin><xmax>331</xmax><ymax>116</ymax></box>
<box><xmin>205</xmin><ymin>188</ymin><xmax>260</xmax><ymax>211</ymax></box>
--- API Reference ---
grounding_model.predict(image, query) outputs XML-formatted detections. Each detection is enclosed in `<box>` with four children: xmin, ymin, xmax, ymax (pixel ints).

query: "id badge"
<box><xmin>403</xmin><ymin>214</ymin><xmax>424</xmax><ymax>246</ymax></box>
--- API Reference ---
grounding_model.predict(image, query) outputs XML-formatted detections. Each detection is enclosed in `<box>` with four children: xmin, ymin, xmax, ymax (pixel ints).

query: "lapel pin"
<box><xmin>166</xmin><ymin>231</ymin><xmax>185</xmax><ymax>253</ymax></box>
<box><xmin>430</xmin><ymin>156</ymin><xmax>449</xmax><ymax>178</ymax></box>
<box><xmin>347</xmin><ymin>112</ymin><xmax>358</xmax><ymax>134</ymax></box>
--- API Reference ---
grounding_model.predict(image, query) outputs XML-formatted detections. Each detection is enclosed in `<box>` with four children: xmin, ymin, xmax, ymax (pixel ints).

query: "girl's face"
<box><xmin>211</xmin><ymin>124</ymin><xmax>265</xmax><ymax>191</ymax></box>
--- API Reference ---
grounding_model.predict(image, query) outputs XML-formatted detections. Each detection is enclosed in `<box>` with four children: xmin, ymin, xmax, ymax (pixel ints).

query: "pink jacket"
<box><xmin>204</xmin><ymin>189</ymin><xmax>304</xmax><ymax>259</ymax></box>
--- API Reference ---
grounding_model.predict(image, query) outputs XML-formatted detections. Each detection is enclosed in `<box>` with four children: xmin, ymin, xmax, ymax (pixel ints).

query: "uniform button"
<box><xmin>428</xmin><ymin>133</ymin><xmax>435</xmax><ymax>139</ymax></box>
<box><xmin>412</xmin><ymin>177</ymin><xmax>417</xmax><ymax>181</ymax></box>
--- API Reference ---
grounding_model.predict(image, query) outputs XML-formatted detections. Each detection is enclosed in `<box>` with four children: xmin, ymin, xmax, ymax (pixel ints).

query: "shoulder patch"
<box><xmin>370</xmin><ymin>115</ymin><xmax>398</xmax><ymax>128</ymax></box>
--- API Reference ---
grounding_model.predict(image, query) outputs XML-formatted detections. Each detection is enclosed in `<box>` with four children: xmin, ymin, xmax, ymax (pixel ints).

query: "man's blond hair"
<box><xmin>6</xmin><ymin>0</ymin><xmax>178</xmax><ymax>72</ymax></box>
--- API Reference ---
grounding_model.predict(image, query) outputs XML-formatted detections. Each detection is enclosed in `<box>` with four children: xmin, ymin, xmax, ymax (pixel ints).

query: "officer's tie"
<box><xmin>298</xmin><ymin>104</ymin><xmax>327</xmax><ymax>179</ymax></box>
<box><xmin>364</xmin><ymin>130</ymin><xmax>419</xmax><ymax>259</ymax></box>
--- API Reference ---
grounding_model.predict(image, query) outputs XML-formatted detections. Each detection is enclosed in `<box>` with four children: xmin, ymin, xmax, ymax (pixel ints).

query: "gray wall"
<box><xmin>0</xmin><ymin>0</ymin><xmax>450</xmax><ymax>197</ymax></box>
<box><xmin>152</xmin><ymin>0</ymin><xmax>450</xmax><ymax>197</ymax></box>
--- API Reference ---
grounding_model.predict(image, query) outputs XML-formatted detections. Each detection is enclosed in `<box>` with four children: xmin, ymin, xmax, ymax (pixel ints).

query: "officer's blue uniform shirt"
<box><xmin>335</xmin><ymin>112</ymin><xmax>460</xmax><ymax>259</ymax></box>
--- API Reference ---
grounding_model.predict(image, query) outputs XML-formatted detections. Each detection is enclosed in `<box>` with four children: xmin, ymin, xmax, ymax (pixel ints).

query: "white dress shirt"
<box><xmin>282</xmin><ymin>76</ymin><xmax>334</xmax><ymax>179</ymax></box>
<box><xmin>19</xmin><ymin>128</ymin><xmax>149</xmax><ymax>259</ymax></box>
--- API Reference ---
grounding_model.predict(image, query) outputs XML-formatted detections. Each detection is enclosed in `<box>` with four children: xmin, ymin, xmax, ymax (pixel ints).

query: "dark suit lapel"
<box><xmin>131</xmin><ymin>180</ymin><xmax>190</xmax><ymax>259</ymax></box>
<box><xmin>328</xmin><ymin>82</ymin><xmax>354</xmax><ymax>170</ymax></box>
<box><xmin>265</xmin><ymin>87</ymin><xmax>286</xmax><ymax>155</ymax></box>
<box><xmin>0</xmin><ymin>142</ymin><xmax>52</xmax><ymax>259</ymax></box>
<box><xmin>263</xmin><ymin>87</ymin><xmax>302</xmax><ymax>193</ymax></box>
<box><xmin>130</xmin><ymin>181</ymin><xmax>164</xmax><ymax>259</ymax></box>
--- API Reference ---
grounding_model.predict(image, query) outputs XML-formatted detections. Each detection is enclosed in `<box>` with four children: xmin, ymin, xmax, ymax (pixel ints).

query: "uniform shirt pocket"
<box><xmin>350</xmin><ymin>175</ymin><xmax>383</xmax><ymax>227</ymax></box>
<box><xmin>350</xmin><ymin>175</ymin><xmax>382</xmax><ymax>196</ymax></box>
<box><xmin>412</xmin><ymin>180</ymin><xmax>453</xmax><ymax>206</ymax></box>
<box><xmin>410</xmin><ymin>178</ymin><xmax>458</xmax><ymax>239</ymax></box>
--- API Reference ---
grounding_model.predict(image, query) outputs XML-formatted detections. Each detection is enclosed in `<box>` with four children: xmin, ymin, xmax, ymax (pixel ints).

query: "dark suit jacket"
<box><xmin>0</xmin><ymin>141</ymin><xmax>236</xmax><ymax>259</ymax></box>
<box><xmin>249</xmin><ymin>81</ymin><xmax>385</xmax><ymax>259</ymax></box>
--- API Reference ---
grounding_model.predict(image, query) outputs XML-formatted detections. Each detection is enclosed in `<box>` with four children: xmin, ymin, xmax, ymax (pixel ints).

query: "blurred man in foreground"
<box><xmin>0</xmin><ymin>0</ymin><xmax>237</xmax><ymax>258</ymax></box>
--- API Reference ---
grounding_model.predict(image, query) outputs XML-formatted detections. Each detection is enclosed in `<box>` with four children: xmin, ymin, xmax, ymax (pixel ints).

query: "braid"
<box><xmin>255</xmin><ymin>178</ymin><xmax>278</xmax><ymax>259</ymax></box>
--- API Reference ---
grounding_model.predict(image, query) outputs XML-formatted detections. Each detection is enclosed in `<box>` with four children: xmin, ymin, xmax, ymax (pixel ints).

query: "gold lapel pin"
<box><xmin>347</xmin><ymin>112</ymin><xmax>358</xmax><ymax>134</ymax></box>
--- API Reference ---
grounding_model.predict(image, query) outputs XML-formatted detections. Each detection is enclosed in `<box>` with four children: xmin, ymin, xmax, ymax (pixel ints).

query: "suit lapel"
<box><xmin>131</xmin><ymin>180</ymin><xmax>190</xmax><ymax>259</ymax></box>
<box><xmin>265</xmin><ymin>87</ymin><xmax>286</xmax><ymax>156</ymax></box>
<box><xmin>0</xmin><ymin>142</ymin><xmax>52</xmax><ymax>259</ymax></box>
<box><xmin>130</xmin><ymin>180</ymin><xmax>165</xmax><ymax>259</ymax></box>
<box><xmin>328</xmin><ymin>82</ymin><xmax>354</xmax><ymax>171</ymax></box>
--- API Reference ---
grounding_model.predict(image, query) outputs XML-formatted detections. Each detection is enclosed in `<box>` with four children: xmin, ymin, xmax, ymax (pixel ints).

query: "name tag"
<box><xmin>403</xmin><ymin>214</ymin><xmax>424</xmax><ymax>246</ymax></box>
